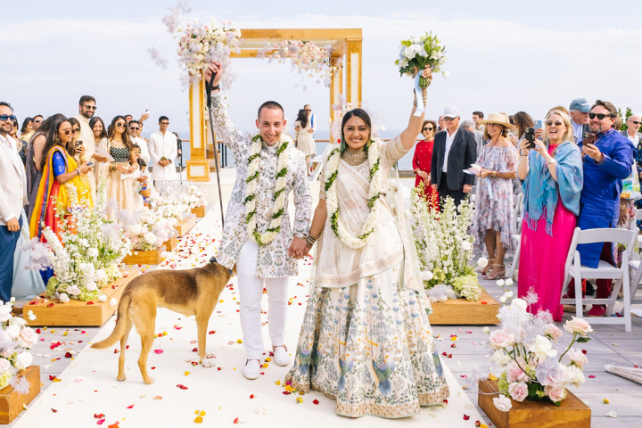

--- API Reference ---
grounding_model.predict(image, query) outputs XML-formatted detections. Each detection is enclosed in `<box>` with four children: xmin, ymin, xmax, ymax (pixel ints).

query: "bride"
<box><xmin>286</xmin><ymin>66</ymin><xmax>449</xmax><ymax>418</ymax></box>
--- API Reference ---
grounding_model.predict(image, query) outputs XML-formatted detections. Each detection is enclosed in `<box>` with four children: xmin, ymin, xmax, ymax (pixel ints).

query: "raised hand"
<box><xmin>204</xmin><ymin>61</ymin><xmax>223</xmax><ymax>88</ymax></box>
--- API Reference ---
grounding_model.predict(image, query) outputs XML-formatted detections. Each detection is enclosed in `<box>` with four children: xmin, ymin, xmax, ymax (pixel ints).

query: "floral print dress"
<box><xmin>285</xmin><ymin>138</ymin><xmax>449</xmax><ymax>418</ymax></box>
<box><xmin>470</xmin><ymin>145</ymin><xmax>519</xmax><ymax>251</ymax></box>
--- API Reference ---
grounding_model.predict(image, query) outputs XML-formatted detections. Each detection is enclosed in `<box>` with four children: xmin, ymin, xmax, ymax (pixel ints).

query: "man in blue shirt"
<box><xmin>569</xmin><ymin>98</ymin><xmax>590</xmax><ymax>143</ymax></box>
<box><xmin>574</xmin><ymin>100</ymin><xmax>635</xmax><ymax>317</ymax></box>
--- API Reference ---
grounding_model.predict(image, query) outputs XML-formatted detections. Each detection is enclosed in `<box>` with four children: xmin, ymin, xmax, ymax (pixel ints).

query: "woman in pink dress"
<box><xmin>412</xmin><ymin>120</ymin><xmax>439</xmax><ymax>209</ymax></box>
<box><xmin>517</xmin><ymin>108</ymin><xmax>583</xmax><ymax>321</ymax></box>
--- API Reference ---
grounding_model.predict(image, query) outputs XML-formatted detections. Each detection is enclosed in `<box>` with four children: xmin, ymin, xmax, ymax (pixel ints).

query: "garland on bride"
<box><xmin>244</xmin><ymin>135</ymin><xmax>289</xmax><ymax>246</ymax></box>
<box><xmin>410</xmin><ymin>187</ymin><xmax>481</xmax><ymax>301</ymax></box>
<box><xmin>325</xmin><ymin>141</ymin><xmax>382</xmax><ymax>249</ymax></box>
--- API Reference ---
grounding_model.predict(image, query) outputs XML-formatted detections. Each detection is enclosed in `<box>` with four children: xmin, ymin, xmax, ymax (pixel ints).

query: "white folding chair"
<box><xmin>561</xmin><ymin>227</ymin><xmax>637</xmax><ymax>332</ymax></box>
<box><xmin>309</xmin><ymin>155</ymin><xmax>324</xmax><ymax>182</ymax></box>
<box><xmin>508</xmin><ymin>193</ymin><xmax>524</xmax><ymax>279</ymax></box>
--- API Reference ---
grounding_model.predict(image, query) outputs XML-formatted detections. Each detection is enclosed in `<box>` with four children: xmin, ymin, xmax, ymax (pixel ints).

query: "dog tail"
<box><xmin>91</xmin><ymin>294</ymin><xmax>131</xmax><ymax>349</ymax></box>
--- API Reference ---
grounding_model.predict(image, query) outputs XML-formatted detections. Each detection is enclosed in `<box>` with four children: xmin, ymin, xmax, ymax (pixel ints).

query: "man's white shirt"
<box><xmin>442</xmin><ymin>124</ymin><xmax>460</xmax><ymax>173</ymax></box>
<box><xmin>149</xmin><ymin>130</ymin><xmax>177</xmax><ymax>182</ymax></box>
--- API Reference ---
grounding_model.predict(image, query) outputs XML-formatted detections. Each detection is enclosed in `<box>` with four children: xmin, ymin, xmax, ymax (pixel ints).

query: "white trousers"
<box><xmin>237</xmin><ymin>239</ymin><xmax>289</xmax><ymax>360</ymax></box>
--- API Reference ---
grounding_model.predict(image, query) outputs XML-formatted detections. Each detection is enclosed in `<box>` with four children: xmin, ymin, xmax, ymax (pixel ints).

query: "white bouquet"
<box><xmin>0</xmin><ymin>300</ymin><xmax>38</xmax><ymax>393</ymax></box>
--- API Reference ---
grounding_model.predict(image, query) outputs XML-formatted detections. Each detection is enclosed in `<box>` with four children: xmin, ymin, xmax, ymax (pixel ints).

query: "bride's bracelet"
<box><xmin>413</xmin><ymin>90</ymin><xmax>428</xmax><ymax>107</ymax></box>
<box><xmin>305</xmin><ymin>234</ymin><xmax>317</xmax><ymax>248</ymax></box>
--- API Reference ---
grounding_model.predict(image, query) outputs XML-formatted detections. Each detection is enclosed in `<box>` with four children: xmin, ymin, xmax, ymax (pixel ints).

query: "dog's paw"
<box><xmin>205</xmin><ymin>352</ymin><xmax>215</xmax><ymax>359</ymax></box>
<box><xmin>117</xmin><ymin>375</ymin><xmax>127</xmax><ymax>382</ymax></box>
<box><xmin>201</xmin><ymin>359</ymin><xmax>216</xmax><ymax>368</ymax></box>
<box><xmin>144</xmin><ymin>377</ymin><xmax>156</xmax><ymax>385</ymax></box>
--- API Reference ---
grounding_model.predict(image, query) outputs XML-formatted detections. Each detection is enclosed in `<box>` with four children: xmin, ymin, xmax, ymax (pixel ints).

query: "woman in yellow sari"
<box><xmin>29</xmin><ymin>117</ymin><xmax>93</xmax><ymax>242</ymax></box>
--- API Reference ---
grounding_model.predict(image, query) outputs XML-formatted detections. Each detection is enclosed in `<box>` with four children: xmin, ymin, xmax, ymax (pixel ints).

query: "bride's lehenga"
<box><xmin>286</xmin><ymin>136</ymin><xmax>449</xmax><ymax>418</ymax></box>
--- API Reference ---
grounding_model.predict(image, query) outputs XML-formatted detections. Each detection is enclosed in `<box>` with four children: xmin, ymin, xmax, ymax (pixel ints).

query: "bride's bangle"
<box><xmin>306</xmin><ymin>235</ymin><xmax>317</xmax><ymax>247</ymax></box>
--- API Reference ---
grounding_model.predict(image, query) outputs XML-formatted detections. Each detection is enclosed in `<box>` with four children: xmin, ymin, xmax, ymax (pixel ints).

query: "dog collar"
<box><xmin>209</xmin><ymin>256</ymin><xmax>234</xmax><ymax>276</ymax></box>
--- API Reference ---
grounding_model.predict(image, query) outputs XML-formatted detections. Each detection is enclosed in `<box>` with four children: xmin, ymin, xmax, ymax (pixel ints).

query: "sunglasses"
<box><xmin>62</xmin><ymin>129</ymin><xmax>72</xmax><ymax>135</ymax></box>
<box><xmin>546</xmin><ymin>121</ymin><xmax>563</xmax><ymax>127</ymax></box>
<box><xmin>0</xmin><ymin>114</ymin><xmax>17</xmax><ymax>122</ymax></box>
<box><xmin>72</xmin><ymin>127</ymin><xmax>80</xmax><ymax>133</ymax></box>
<box><xmin>129</xmin><ymin>126</ymin><xmax>140</xmax><ymax>131</ymax></box>
<box><xmin>160</xmin><ymin>122</ymin><xmax>170</xmax><ymax>125</ymax></box>
<box><xmin>444</xmin><ymin>117</ymin><xmax>456</xmax><ymax>122</ymax></box>
<box><xmin>589</xmin><ymin>112</ymin><xmax>612</xmax><ymax>120</ymax></box>
<box><xmin>423</xmin><ymin>127</ymin><xmax>434</xmax><ymax>131</ymax></box>
<box><xmin>34</xmin><ymin>119</ymin><xmax>43</xmax><ymax>123</ymax></box>
<box><xmin>83</xmin><ymin>105</ymin><xmax>97</xmax><ymax>110</ymax></box>
<box><xmin>630</xmin><ymin>120</ymin><xmax>641</xmax><ymax>125</ymax></box>
<box><xmin>304</xmin><ymin>109</ymin><xmax>311</xmax><ymax>112</ymax></box>
<box><xmin>116</xmin><ymin>123</ymin><xmax>126</xmax><ymax>128</ymax></box>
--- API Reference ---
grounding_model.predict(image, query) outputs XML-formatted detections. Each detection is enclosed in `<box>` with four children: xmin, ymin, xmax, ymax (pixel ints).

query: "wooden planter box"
<box><xmin>191</xmin><ymin>206</ymin><xmax>206</xmax><ymax>217</ymax></box>
<box><xmin>0</xmin><ymin>366</ymin><xmax>40</xmax><ymax>424</ymax></box>
<box><xmin>123</xmin><ymin>247</ymin><xmax>165</xmax><ymax>265</ymax></box>
<box><xmin>25</xmin><ymin>271</ymin><xmax>140</xmax><ymax>327</ymax></box>
<box><xmin>175</xmin><ymin>217</ymin><xmax>196</xmax><ymax>237</ymax></box>
<box><xmin>164</xmin><ymin>237</ymin><xmax>178</xmax><ymax>252</ymax></box>
<box><xmin>428</xmin><ymin>289</ymin><xmax>500</xmax><ymax>325</ymax></box>
<box><xmin>478</xmin><ymin>379</ymin><xmax>591</xmax><ymax>428</ymax></box>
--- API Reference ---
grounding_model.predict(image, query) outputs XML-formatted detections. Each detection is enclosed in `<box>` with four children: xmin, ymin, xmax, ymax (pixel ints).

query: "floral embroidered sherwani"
<box><xmin>210</xmin><ymin>93</ymin><xmax>312</xmax><ymax>278</ymax></box>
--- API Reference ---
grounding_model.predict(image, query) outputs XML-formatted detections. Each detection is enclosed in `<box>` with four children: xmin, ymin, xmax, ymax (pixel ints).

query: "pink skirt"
<box><xmin>518</xmin><ymin>200</ymin><xmax>576</xmax><ymax>321</ymax></box>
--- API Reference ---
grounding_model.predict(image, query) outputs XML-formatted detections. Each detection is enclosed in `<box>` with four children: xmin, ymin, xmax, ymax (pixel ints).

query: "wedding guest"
<box><xmin>294</xmin><ymin>109</ymin><xmax>315</xmax><ymax>173</ymax></box>
<box><xmin>75</xmin><ymin>95</ymin><xmax>107</xmax><ymax>191</ymax></box>
<box><xmin>473</xmin><ymin>111</ymin><xmax>485</xmax><ymax>133</ymax></box>
<box><xmin>30</xmin><ymin>117</ymin><xmax>93</xmax><ymax>242</ymax></box>
<box><xmin>517</xmin><ymin>108</ymin><xmax>583</xmax><ymax>321</ymax></box>
<box><xmin>124</xmin><ymin>114</ymin><xmax>133</xmax><ymax>124</ymax></box>
<box><xmin>430</xmin><ymin>106</ymin><xmax>477</xmax><ymax>208</ymax></box>
<box><xmin>0</xmin><ymin>102</ymin><xmax>28</xmax><ymax>302</ymax></box>
<box><xmin>89</xmin><ymin>116</ymin><xmax>108</xmax><ymax>154</ymax></box>
<box><xmin>569</xmin><ymin>100</ymin><xmax>635</xmax><ymax>317</ymax></box>
<box><xmin>462</xmin><ymin>118</ymin><xmax>485</xmax><ymax>154</ymax></box>
<box><xmin>437</xmin><ymin>115</ymin><xmax>445</xmax><ymax>132</ymax></box>
<box><xmin>26</xmin><ymin>114</ymin><xmax>65</xmax><ymax>221</ymax></box>
<box><xmin>32</xmin><ymin>115</ymin><xmax>44</xmax><ymax>132</ymax></box>
<box><xmin>286</xmin><ymin>65</ymin><xmax>449</xmax><ymax>418</ymax></box>
<box><xmin>10</xmin><ymin>118</ymin><xmax>28</xmax><ymax>165</ymax></box>
<box><xmin>412</xmin><ymin>119</ymin><xmax>438</xmax><ymax>208</ymax></box>
<box><xmin>569</xmin><ymin>98</ymin><xmax>590</xmax><ymax>143</ymax></box>
<box><xmin>470</xmin><ymin>114</ymin><xmax>519</xmax><ymax>280</ymax></box>
<box><xmin>129</xmin><ymin>145</ymin><xmax>148</xmax><ymax>210</ymax></box>
<box><xmin>149</xmin><ymin>116</ymin><xmax>177</xmax><ymax>187</ymax></box>
<box><xmin>129</xmin><ymin>120</ymin><xmax>151</xmax><ymax>164</ymax></box>
<box><xmin>19</xmin><ymin>117</ymin><xmax>33</xmax><ymax>140</ymax></box>
<box><xmin>621</xmin><ymin>114</ymin><xmax>642</xmax><ymax>146</ymax></box>
<box><xmin>304</xmin><ymin>104</ymin><xmax>316</xmax><ymax>136</ymax></box>
<box><xmin>513</xmin><ymin>111</ymin><xmax>535</xmax><ymax>140</ymax></box>
<box><xmin>99</xmin><ymin>116</ymin><xmax>137</xmax><ymax>215</ymax></box>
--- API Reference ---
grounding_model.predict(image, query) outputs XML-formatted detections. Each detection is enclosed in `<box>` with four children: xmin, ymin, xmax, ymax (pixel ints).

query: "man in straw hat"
<box><xmin>431</xmin><ymin>106</ymin><xmax>477</xmax><ymax>208</ymax></box>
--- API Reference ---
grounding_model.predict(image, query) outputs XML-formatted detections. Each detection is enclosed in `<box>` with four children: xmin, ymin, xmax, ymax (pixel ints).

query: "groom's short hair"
<box><xmin>258</xmin><ymin>101</ymin><xmax>284</xmax><ymax>120</ymax></box>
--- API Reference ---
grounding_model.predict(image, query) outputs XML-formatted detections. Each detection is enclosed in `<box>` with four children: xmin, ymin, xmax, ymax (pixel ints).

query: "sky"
<box><xmin>3</xmin><ymin>0</ymin><xmax>642</xmax><ymax>139</ymax></box>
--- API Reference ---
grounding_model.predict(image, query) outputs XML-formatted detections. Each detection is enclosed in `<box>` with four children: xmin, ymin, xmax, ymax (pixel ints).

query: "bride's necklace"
<box><xmin>341</xmin><ymin>147</ymin><xmax>368</xmax><ymax>166</ymax></box>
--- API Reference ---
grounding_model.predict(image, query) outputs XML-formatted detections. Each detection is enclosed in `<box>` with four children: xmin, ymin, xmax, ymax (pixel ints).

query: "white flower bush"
<box><xmin>184</xmin><ymin>185</ymin><xmax>207</xmax><ymax>209</ymax></box>
<box><xmin>410</xmin><ymin>188</ymin><xmax>481</xmax><ymax>301</ymax></box>
<box><xmin>126</xmin><ymin>207</ymin><xmax>176</xmax><ymax>251</ymax></box>
<box><xmin>0</xmin><ymin>300</ymin><xmax>38</xmax><ymax>393</ymax></box>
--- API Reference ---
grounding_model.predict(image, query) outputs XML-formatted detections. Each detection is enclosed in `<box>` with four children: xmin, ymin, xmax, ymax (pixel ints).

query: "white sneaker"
<box><xmin>274</xmin><ymin>346</ymin><xmax>290</xmax><ymax>366</ymax></box>
<box><xmin>243</xmin><ymin>360</ymin><xmax>260</xmax><ymax>380</ymax></box>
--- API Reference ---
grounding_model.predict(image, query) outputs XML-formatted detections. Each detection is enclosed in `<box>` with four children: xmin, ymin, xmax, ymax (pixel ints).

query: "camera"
<box><xmin>525</xmin><ymin>128</ymin><xmax>535</xmax><ymax>149</ymax></box>
<box><xmin>75</xmin><ymin>140</ymin><xmax>83</xmax><ymax>148</ymax></box>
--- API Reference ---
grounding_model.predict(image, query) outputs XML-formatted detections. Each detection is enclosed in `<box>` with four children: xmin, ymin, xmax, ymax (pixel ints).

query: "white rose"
<box><xmin>88</xmin><ymin>248</ymin><xmax>99</xmax><ymax>258</ymax></box>
<box><xmin>59</xmin><ymin>293</ymin><xmax>70</xmax><ymax>303</ymax></box>
<box><xmin>66</xmin><ymin>286</ymin><xmax>81</xmax><ymax>296</ymax></box>
<box><xmin>493</xmin><ymin>394</ymin><xmax>512</xmax><ymax>412</ymax></box>
<box><xmin>95</xmin><ymin>269</ymin><xmax>108</xmax><ymax>283</ymax></box>
<box><xmin>505</xmin><ymin>278</ymin><xmax>514</xmax><ymax>287</ymax></box>
<box><xmin>511</xmin><ymin>298</ymin><xmax>527</xmax><ymax>311</ymax></box>
<box><xmin>15</xmin><ymin>352</ymin><xmax>33</xmax><ymax>370</ymax></box>
<box><xmin>496</xmin><ymin>279</ymin><xmax>505</xmax><ymax>287</ymax></box>
<box><xmin>85</xmin><ymin>282</ymin><xmax>97</xmax><ymax>292</ymax></box>
<box><xmin>5</xmin><ymin>324</ymin><xmax>20</xmax><ymax>340</ymax></box>
<box><xmin>461</xmin><ymin>241</ymin><xmax>472</xmax><ymax>251</ymax></box>
<box><xmin>441</xmin><ymin>70</ymin><xmax>450</xmax><ymax>79</ymax></box>
<box><xmin>528</xmin><ymin>335</ymin><xmax>554</xmax><ymax>361</ymax></box>
<box><xmin>9</xmin><ymin>317</ymin><xmax>26</xmax><ymax>328</ymax></box>
<box><xmin>0</xmin><ymin>305</ymin><xmax>11</xmax><ymax>322</ymax></box>
<box><xmin>477</xmin><ymin>257</ymin><xmax>489</xmax><ymax>268</ymax></box>
<box><xmin>131</xmin><ymin>225</ymin><xmax>142</xmax><ymax>236</ymax></box>
<box><xmin>421</xmin><ymin>271</ymin><xmax>433</xmax><ymax>282</ymax></box>
<box><xmin>17</xmin><ymin>327</ymin><xmax>38</xmax><ymax>349</ymax></box>
<box><xmin>499</xmin><ymin>296</ymin><xmax>507</xmax><ymax>304</ymax></box>
<box><xmin>110</xmin><ymin>298</ymin><xmax>117</xmax><ymax>307</ymax></box>
<box><xmin>98</xmin><ymin>295</ymin><xmax>107</xmax><ymax>302</ymax></box>
<box><xmin>145</xmin><ymin>232</ymin><xmax>157</xmax><ymax>244</ymax></box>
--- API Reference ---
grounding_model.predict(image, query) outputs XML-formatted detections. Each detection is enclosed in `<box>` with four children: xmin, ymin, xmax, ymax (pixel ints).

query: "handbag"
<box><xmin>621</xmin><ymin>164</ymin><xmax>642</xmax><ymax>200</ymax></box>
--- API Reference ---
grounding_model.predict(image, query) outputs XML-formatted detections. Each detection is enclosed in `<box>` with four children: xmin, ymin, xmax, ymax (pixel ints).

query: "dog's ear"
<box><xmin>209</xmin><ymin>256</ymin><xmax>218</xmax><ymax>264</ymax></box>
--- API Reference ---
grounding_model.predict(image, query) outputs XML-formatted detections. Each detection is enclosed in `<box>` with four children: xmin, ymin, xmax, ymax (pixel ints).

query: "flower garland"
<box><xmin>244</xmin><ymin>135</ymin><xmax>289</xmax><ymax>246</ymax></box>
<box><xmin>325</xmin><ymin>141</ymin><xmax>382</xmax><ymax>249</ymax></box>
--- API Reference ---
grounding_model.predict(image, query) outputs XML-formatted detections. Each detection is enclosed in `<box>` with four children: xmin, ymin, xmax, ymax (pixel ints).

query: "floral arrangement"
<box><xmin>127</xmin><ymin>207</ymin><xmax>177</xmax><ymax>251</ymax></box>
<box><xmin>149</xmin><ymin>3</ymin><xmax>242</xmax><ymax>89</ymax></box>
<box><xmin>410</xmin><ymin>188</ymin><xmax>481</xmax><ymax>301</ymax></box>
<box><xmin>395</xmin><ymin>31</ymin><xmax>449</xmax><ymax>88</ymax></box>
<box><xmin>482</xmin><ymin>291</ymin><xmax>592</xmax><ymax>410</ymax></box>
<box><xmin>29</xmin><ymin>182</ymin><xmax>132</xmax><ymax>302</ymax></box>
<box><xmin>183</xmin><ymin>185</ymin><xmax>207</xmax><ymax>209</ymax></box>
<box><xmin>149</xmin><ymin>188</ymin><xmax>191</xmax><ymax>222</ymax></box>
<box><xmin>260</xmin><ymin>40</ymin><xmax>338</xmax><ymax>88</ymax></box>
<box><xmin>325</xmin><ymin>140</ymin><xmax>382</xmax><ymax>249</ymax></box>
<box><xmin>244</xmin><ymin>135</ymin><xmax>289</xmax><ymax>246</ymax></box>
<box><xmin>0</xmin><ymin>300</ymin><xmax>38</xmax><ymax>393</ymax></box>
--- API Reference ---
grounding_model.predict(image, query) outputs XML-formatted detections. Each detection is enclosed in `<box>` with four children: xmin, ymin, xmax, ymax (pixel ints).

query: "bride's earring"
<box><xmin>340</xmin><ymin>135</ymin><xmax>347</xmax><ymax>153</ymax></box>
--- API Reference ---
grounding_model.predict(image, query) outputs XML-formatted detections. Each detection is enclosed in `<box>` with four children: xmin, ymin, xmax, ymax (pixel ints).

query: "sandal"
<box><xmin>476</xmin><ymin>258</ymin><xmax>495</xmax><ymax>275</ymax></box>
<box><xmin>485</xmin><ymin>264</ymin><xmax>506</xmax><ymax>280</ymax></box>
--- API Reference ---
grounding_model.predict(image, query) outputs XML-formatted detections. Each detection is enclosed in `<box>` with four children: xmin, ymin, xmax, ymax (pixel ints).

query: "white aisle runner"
<box><xmin>15</xmin><ymin>210</ymin><xmax>485</xmax><ymax>427</ymax></box>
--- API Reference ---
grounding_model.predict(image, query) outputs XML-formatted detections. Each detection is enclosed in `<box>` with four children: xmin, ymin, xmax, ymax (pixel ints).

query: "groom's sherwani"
<box><xmin>210</xmin><ymin>93</ymin><xmax>311</xmax><ymax>278</ymax></box>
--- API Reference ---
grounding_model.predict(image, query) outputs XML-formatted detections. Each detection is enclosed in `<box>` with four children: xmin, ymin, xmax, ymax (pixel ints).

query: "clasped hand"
<box><xmin>288</xmin><ymin>237</ymin><xmax>308</xmax><ymax>260</ymax></box>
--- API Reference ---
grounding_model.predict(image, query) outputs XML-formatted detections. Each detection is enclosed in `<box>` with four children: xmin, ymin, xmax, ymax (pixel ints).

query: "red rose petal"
<box><xmin>47</xmin><ymin>303</ymin><xmax>54</xmax><ymax>307</ymax></box>
<box><xmin>97</xmin><ymin>420</ymin><xmax>105</xmax><ymax>425</ymax></box>
<box><xmin>49</xmin><ymin>375</ymin><xmax>56</xmax><ymax>381</ymax></box>
<box><xmin>250</xmin><ymin>394</ymin><xmax>255</xmax><ymax>399</ymax></box>
<box><xmin>313</xmin><ymin>399</ymin><xmax>320</xmax><ymax>405</ymax></box>
<box><xmin>51</xmin><ymin>408</ymin><xmax>58</xmax><ymax>413</ymax></box>
<box><xmin>581</xmin><ymin>349</ymin><xmax>587</xmax><ymax>354</ymax></box>
<box><xmin>588</xmin><ymin>375</ymin><xmax>595</xmax><ymax>378</ymax></box>
<box><xmin>94</xmin><ymin>413</ymin><xmax>106</xmax><ymax>419</ymax></box>
<box><xmin>463</xmin><ymin>414</ymin><xmax>470</xmax><ymax>420</ymax></box>
<box><xmin>233</xmin><ymin>418</ymin><xmax>239</xmax><ymax>424</ymax></box>
<box><xmin>192</xmin><ymin>348</ymin><xmax>198</xmax><ymax>352</ymax></box>
<box><xmin>86</xmin><ymin>301</ymin><xmax>94</xmax><ymax>305</ymax></box>
<box><xmin>65</xmin><ymin>352</ymin><xmax>72</xmax><ymax>358</ymax></box>
<box><xmin>126</xmin><ymin>404</ymin><xmax>134</xmax><ymax>409</ymax></box>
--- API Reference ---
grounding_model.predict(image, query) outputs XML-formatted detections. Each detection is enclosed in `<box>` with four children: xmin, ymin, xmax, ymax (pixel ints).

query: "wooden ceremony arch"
<box><xmin>185</xmin><ymin>28</ymin><xmax>363</xmax><ymax>182</ymax></box>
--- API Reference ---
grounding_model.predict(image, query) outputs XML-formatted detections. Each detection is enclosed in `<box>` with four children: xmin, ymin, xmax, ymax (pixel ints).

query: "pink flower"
<box><xmin>0</xmin><ymin>358</ymin><xmax>10</xmax><ymax>373</ymax></box>
<box><xmin>17</xmin><ymin>327</ymin><xmax>38</xmax><ymax>349</ymax></box>
<box><xmin>564</xmin><ymin>317</ymin><xmax>593</xmax><ymax>337</ymax></box>
<box><xmin>506</xmin><ymin>361</ymin><xmax>529</xmax><ymax>383</ymax></box>
<box><xmin>545</xmin><ymin>324</ymin><xmax>564</xmax><ymax>340</ymax></box>
<box><xmin>540</xmin><ymin>364</ymin><xmax>571</xmax><ymax>389</ymax></box>
<box><xmin>509</xmin><ymin>382</ymin><xmax>528</xmax><ymax>402</ymax></box>
<box><xmin>568</xmin><ymin>348</ymin><xmax>588</xmax><ymax>370</ymax></box>
<box><xmin>489</xmin><ymin>329</ymin><xmax>516</xmax><ymax>350</ymax></box>
<box><xmin>545</xmin><ymin>386</ymin><xmax>567</xmax><ymax>403</ymax></box>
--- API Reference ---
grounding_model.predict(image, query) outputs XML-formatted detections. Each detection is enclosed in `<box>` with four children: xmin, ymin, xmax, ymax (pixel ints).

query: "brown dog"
<box><xmin>92</xmin><ymin>259</ymin><xmax>234</xmax><ymax>384</ymax></box>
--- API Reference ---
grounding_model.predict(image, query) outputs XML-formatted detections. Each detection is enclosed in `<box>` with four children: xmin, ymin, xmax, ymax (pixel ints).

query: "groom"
<box><xmin>204</xmin><ymin>62</ymin><xmax>311</xmax><ymax>380</ymax></box>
